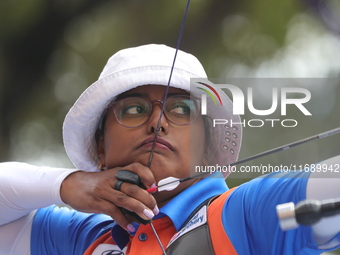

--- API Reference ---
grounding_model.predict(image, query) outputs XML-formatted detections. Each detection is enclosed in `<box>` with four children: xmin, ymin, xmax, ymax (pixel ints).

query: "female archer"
<box><xmin>0</xmin><ymin>44</ymin><xmax>340</xmax><ymax>255</ymax></box>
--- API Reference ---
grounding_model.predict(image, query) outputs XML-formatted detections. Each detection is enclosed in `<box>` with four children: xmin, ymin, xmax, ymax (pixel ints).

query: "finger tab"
<box><xmin>115</xmin><ymin>170</ymin><xmax>146</xmax><ymax>189</ymax></box>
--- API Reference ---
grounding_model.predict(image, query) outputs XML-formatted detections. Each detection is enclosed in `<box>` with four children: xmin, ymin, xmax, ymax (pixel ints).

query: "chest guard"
<box><xmin>84</xmin><ymin>188</ymin><xmax>238</xmax><ymax>255</ymax></box>
<box><xmin>164</xmin><ymin>197</ymin><xmax>216</xmax><ymax>255</ymax></box>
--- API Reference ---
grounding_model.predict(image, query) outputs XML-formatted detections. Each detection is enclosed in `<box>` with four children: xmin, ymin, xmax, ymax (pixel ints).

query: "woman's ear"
<box><xmin>96</xmin><ymin>134</ymin><xmax>106</xmax><ymax>171</ymax></box>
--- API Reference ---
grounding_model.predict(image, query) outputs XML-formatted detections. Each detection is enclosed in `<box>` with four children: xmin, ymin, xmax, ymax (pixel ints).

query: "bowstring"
<box><xmin>146</xmin><ymin>1</ymin><xmax>191</xmax><ymax>254</ymax></box>
<box><xmin>147</xmin><ymin>0</ymin><xmax>191</xmax><ymax>169</ymax></box>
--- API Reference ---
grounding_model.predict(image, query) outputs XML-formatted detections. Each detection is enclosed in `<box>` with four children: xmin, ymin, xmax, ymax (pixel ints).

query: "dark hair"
<box><xmin>95</xmin><ymin>103</ymin><xmax>113</xmax><ymax>143</ymax></box>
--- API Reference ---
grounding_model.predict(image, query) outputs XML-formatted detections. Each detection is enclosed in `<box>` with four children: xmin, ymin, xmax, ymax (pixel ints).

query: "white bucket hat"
<box><xmin>63</xmin><ymin>44</ymin><xmax>242</xmax><ymax>177</ymax></box>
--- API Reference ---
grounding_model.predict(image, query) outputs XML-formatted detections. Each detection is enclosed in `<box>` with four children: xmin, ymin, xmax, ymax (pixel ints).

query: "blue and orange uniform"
<box><xmin>31</xmin><ymin>171</ymin><xmax>339</xmax><ymax>254</ymax></box>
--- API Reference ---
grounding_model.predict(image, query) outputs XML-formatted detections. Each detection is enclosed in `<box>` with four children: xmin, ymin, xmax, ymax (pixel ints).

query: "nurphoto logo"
<box><xmin>195</xmin><ymin>81</ymin><xmax>312</xmax><ymax>128</ymax></box>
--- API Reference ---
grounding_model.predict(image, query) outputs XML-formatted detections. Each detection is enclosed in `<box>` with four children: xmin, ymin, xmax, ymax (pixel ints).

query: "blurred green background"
<box><xmin>0</xmin><ymin>0</ymin><xmax>339</xmax><ymax>253</ymax></box>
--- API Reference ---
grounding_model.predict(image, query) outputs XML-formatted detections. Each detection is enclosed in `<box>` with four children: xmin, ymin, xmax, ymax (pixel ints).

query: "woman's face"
<box><xmin>97</xmin><ymin>85</ymin><xmax>207</xmax><ymax>205</ymax></box>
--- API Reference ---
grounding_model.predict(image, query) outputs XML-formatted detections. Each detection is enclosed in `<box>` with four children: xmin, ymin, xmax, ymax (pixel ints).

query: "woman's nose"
<box><xmin>146</xmin><ymin>103</ymin><xmax>169</xmax><ymax>134</ymax></box>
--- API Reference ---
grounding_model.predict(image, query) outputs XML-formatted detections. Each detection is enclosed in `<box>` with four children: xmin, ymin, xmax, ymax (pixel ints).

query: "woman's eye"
<box><xmin>169</xmin><ymin>103</ymin><xmax>190</xmax><ymax>115</ymax></box>
<box><xmin>123</xmin><ymin>105</ymin><xmax>146</xmax><ymax>115</ymax></box>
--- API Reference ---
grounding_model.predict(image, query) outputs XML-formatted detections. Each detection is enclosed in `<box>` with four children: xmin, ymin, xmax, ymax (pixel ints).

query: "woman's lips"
<box><xmin>139</xmin><ymin>137</ymin><xmax>174</xmax><ymax>151</ymax></box>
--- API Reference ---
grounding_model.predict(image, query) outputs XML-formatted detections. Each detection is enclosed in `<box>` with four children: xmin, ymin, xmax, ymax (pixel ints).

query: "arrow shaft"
<box><xmin>229</xmin><ymin>127</ymin><xmax>340</xmax><ymax>167</ymax></box>
<box><xmin>153</xmin><ymin>127</ymin><xmax>340</xmax><ymax>191</ymax></box>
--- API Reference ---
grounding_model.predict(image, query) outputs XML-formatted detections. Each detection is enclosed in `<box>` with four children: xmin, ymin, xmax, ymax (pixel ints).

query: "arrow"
<box><xmin>147</xmin><ymin>127</ymin><xmax>340</xmax><ymax>193</ymax></box>
<box><xmin>147</xmin><ymin>176</ymin><xmax>187</xmax><ymax>192</ymax></box>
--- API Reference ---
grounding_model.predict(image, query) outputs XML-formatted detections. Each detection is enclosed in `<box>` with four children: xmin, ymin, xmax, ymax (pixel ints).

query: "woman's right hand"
<box><xmin>60</xmin><ymin>162</ymin><xmax>159</xmax><ymax>231</ymax></box>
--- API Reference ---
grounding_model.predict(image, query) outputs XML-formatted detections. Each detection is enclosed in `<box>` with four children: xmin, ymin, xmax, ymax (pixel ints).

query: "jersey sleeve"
<box><xmin>31</xmin><ymin>205</ymin><xmax>114</xmax><ymax>255</ymax></box>
<box><xmin>222</xmin><ymin>171</ymin><xmax>340</xmax><ymax>254</ymax></box>
<box><xmin>0</xmin><ymin>162</ymin><xmax>78</xmax><ymax>225</ymax></box>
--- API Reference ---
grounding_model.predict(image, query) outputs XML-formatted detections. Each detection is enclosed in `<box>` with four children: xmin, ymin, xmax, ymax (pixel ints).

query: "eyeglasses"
<box><xmin>110</xmin><ymin>95</ymin><xmax>200</xmax><ymax>128</ymax></box>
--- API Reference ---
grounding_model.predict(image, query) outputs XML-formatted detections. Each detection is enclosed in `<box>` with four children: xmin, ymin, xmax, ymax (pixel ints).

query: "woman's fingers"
<box><xmin>95</xmin><ymin>179</ymin><xmax>157</xmax><ymax>220</ymax></box>
<box><xmin>60</xmin><ymin>162</ymin><xmax>158</xmax><ymax>229</ymax></box>
<box><xmin>122</xmin><ymin>162</ymin><xmax>156</xmax><ymax>189</ymax></box>
<box><xmin>93</xmin><ymin>199</ymin><xmax>134</xmax><ymax>231</ymax></box>
<box><xmin>112</xmin><ymin>182</ymin><xmax>158</xmax><ymax>219</ymax></box>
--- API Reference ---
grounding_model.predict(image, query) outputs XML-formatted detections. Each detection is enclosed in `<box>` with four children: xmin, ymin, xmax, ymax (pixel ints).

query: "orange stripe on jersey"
<box><xmin>208</xmin><ymin>187</ymin><xmax>238</xmax><ymax>255</ymax></box>
<box><xmin>83</xmin><ymin>231</ymin><xmax>113</xmax><ymax>255</ymax></box>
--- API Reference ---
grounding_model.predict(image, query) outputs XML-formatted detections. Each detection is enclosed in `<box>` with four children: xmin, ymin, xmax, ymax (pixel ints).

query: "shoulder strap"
<box><xmin>165</xmin><ymin>187</ymin><xmax>238</xmax><ymax>255</ymax></box>
<box><xmin>208</xmin><ymin>187</ymin><xmax>238</xmax><ymax>255</ymax></box>
<box><xmin>165</xmin><ymin>196</ymin><xmax>215</xmax><ymax>255</ymax></box>
<box><xmin>180</xmin><ymin>195</ymin><xmax>218</xmax><ymax>229</ymax></box>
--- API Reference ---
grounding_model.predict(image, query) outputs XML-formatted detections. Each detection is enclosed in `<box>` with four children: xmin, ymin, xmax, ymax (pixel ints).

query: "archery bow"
<box><xmin>277</xmin><ymin>197</ymin><xmax>340</xmax><ymax>231</ymax></box>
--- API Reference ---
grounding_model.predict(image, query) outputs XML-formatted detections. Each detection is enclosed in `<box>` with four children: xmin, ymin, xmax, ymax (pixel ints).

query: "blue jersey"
<box><xmin>31</xmin><ymin>171</ymin><xmax>340</xmax><ymax>254</ymax></box>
